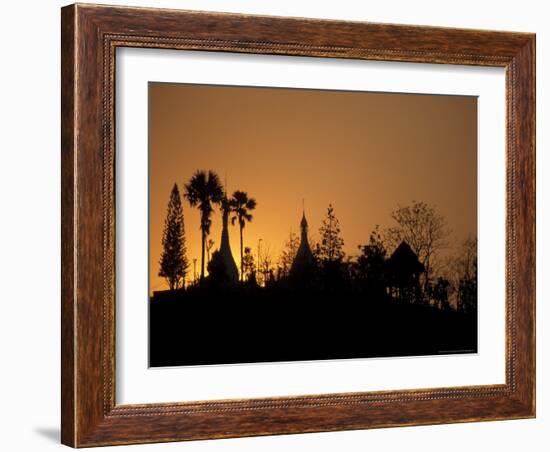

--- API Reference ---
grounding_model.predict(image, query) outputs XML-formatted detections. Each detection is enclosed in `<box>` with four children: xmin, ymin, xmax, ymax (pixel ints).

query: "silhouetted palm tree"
<box><xmin>230</xmin><ymin>190</ymin><xmax>257</xmax><ymax>281</ymax></box>
<box><xmin>184</xmin><ymin>170</ymin><xmax>224</xmax><ymax>280</ymax></box>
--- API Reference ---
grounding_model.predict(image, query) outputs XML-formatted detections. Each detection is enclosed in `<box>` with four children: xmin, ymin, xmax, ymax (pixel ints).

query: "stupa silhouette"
<box><xmin>289</xmin><ymin>207</ymin><xmax>316</xmax><ymax>279</ymax></box>
<box><xmin>217</xmin><ymin>196</ymin><xmax>239</xmax><ymax>284</ymax></box>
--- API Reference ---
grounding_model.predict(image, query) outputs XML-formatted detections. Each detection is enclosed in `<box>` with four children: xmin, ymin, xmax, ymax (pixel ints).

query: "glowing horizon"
<box><xmin>149</xmin><ymin>83</ymin><xmax>477</xmax><ymax>293</ymax></box>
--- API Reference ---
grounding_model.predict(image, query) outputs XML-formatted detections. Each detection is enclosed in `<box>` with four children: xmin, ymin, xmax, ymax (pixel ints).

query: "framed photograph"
<box><xmin>61</xmin><ymin>3</ymin><xmax>535</xmax><ymax>447</ymax></box>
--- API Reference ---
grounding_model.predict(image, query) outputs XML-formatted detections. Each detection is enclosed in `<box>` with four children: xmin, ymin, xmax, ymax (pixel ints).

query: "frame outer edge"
<box><xmin>60</xmin><ymin>3</ymin><xmax>536</xmax><ymax>447</ymax></box>
<box><xmin>515</xmin><ymin>35</ymin><xmax>536</xmax><ymax>416</ymax></box>
<box><xmin>61</xmin><ymin>3</ymin><xmax>77</xmax><ymax>448</ymax></box>
<box><xmin>531</xmin><ymin>35</ymin><xmax>536</xmax><ymax>417</ymax></box>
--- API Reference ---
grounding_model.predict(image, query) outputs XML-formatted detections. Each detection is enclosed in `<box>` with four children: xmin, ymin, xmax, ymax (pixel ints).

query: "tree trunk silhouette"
<box><xmin>200</xmin><ymin>229</ymin><xmax>206</xmax><ymax>280</ymax></box>
<box><xmin>183</xmin><ymin>170</ymin><xmax>225</xmax><ymax>283</ymax></box>
<box><xmin>239</xmin><ymin>225</ymin><xmax>244</xmax><ymax>282</ymax></box>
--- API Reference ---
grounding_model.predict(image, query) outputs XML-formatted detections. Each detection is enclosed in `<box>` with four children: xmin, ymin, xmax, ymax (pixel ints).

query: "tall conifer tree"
<box><xmin>159</xmin><ymin>183</ymin><xmax>189</xmax><ymax>290</ymax></box>
<box><xmin>318</xmin><ymin>204</ymin><xmax>345</xmax><ymax>262</ymax></box>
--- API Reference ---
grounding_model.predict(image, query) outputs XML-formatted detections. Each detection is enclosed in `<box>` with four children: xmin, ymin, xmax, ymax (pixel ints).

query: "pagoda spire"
<box><xmin>217</xmin><ymin>183</ymin><xmax>239</xmax><ymax>284</ymax></box>
<box><xmin>300</xmin><ymin>208</ymin><xmax>308</xmax><ymax>242</ymax></box>
<box><xmin>290</xmin><ymin>203</ymin><xmax>316</xmax><ymax>279</ymax></box>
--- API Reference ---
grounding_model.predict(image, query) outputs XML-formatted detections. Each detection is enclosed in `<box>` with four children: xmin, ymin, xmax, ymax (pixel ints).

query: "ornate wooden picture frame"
<box><xmin>61</xmin><ymin>3</ymin><xmax>535</xmax><ymax>447</ymax></box>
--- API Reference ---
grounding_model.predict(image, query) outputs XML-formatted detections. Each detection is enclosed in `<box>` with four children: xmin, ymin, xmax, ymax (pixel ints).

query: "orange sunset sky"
<box><xmin>149</xmin><ymin>82</ymin><xmax>477</xmax><ymax>292</ymax></box>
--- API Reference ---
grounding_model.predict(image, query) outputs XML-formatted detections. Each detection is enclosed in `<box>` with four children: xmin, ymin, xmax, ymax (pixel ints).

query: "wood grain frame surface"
<box><xmin>61</xmin><ymin>3</ymin><xmax>536</xmax><ymax>447</ymax></box>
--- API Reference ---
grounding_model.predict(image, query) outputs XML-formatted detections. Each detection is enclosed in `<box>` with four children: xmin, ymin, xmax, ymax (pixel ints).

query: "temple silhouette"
<box><xmin>203</xmin><ymin>204</ymin><xmax>429</xmax><ymax>292</ymax></box>
<box><xmin>289</xmin><ymin>209</ymin><xmax>316</xmax><ymax>279</ymax></box>
<box><xmin>386</xmin><ymin>241</ymin><xmax>425</xmax><ymax>303</ymax></box>
<box><xmin>212</xmin><ymin>204</ymin><xmax>318</xmax><ymax>284</ymax></box>
<box><xmin>217</xmin><ymin>196</ymin><xmax>239</xmax><ymax>284</ymax></box>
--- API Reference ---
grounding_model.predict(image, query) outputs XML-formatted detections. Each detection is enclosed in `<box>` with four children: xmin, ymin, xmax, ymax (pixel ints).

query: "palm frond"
<box><xmin>246</xmin><ymin>198</ymin><xmax>257</xmax><ymax>210</ymax></box>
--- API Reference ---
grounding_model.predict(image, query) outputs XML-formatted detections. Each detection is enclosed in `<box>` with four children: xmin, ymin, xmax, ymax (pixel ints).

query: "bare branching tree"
<box><xmin>258</xmin><ymin>242</ymin><xmax>274</xmax><ymax>286</ymax></box>
<box><xmin>241</xmin><ymin>246</ymin><xmax>256</xmax><ymax>283</ymax></box>
<box><xmin>385</xmin><ymin>201</ymin><xmax>451</xmax><ymax>286</ymax></box>
<box><xmin>278</xmin><ymin>231</ymin><xmax>300</xmax><ymax>278</ymax></box>
<box><xmin>442</xmin><ymin>234</ymin><xmax>477</xmax><ymax>300</ymax></box>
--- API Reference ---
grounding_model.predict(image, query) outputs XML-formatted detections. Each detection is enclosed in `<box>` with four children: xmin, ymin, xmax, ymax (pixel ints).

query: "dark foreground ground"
<box><xmin>149</xmin><ymin>288</ymin><xmax>477</xmax><ymax>367</ymax></box>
